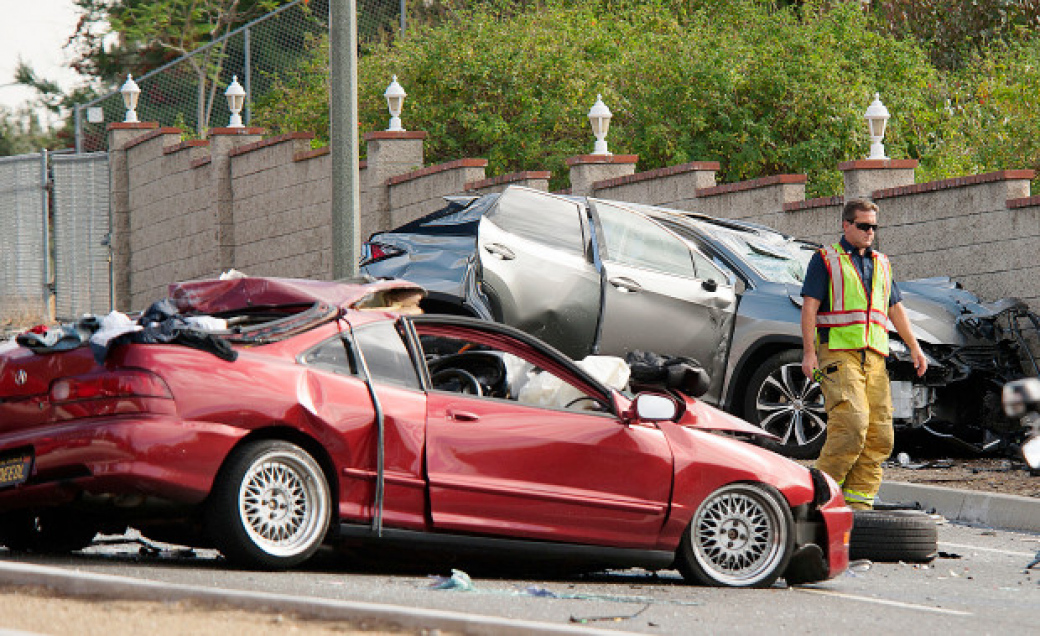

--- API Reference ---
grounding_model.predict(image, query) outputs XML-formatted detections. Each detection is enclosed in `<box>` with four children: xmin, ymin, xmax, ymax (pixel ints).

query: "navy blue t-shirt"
<box><xmin>801</xmin><ymin>237</ymin><xmax>901</xmax><ymax>342</ymax></box>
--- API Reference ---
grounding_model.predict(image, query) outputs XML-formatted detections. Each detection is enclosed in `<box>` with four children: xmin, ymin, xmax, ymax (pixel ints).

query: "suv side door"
<box><xmin>590</xmin><ymin>200</ymin><xmax>738</xmax><ymax>402</ymax></box>
<box><xmin>476</xmin><ymin>187</ymin><xmax>600</xmax><ymax>359</ymax></box>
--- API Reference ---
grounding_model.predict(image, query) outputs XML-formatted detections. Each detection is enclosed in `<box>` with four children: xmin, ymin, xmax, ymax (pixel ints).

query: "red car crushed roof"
<box><xmin>0</xmin><ymin>276</ymin><xmax>850</xmax><ymax>587</ymax></box>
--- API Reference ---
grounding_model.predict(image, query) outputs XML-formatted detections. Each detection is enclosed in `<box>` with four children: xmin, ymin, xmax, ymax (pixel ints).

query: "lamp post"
<box><xmin>120</xmin><ymin>74</ymin><xmax>141</xmax><ymax>123</ymax></box>
<box><xmin>588</xmin><ymin>94</ymin><xmax>612</xmax><ymax>156</ymax></box>
<box><xmin>864</xmin><ymin>93</ymin><xmax>890</xmax><ymax>160</ymax></box>
<box><xmin>384</xmin><ymin>75</ymin><xmax>406</xmax><ymax>132</ymax></box>
<box><xmin>225</xmin><ymin>76</ymin><xmax>246</xmax><ymax>128</ymax></box>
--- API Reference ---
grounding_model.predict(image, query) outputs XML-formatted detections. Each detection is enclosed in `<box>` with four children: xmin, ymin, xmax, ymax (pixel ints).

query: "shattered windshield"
<box><xmin>705</xmin><ymin>226</ymin><xmax>813</xmax><ymax>285</ymax></box>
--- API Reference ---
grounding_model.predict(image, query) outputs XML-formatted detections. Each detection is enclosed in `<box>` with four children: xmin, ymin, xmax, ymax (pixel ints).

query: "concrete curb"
<box><xmin>0</xmin><ymin>560</ymin><xmax>631</xmax><ymax>636</ymax></box>
<box><xmin>879</xmin><ymin>481</ymin><xmax>1040</xmax><ymax>533</ymax></box>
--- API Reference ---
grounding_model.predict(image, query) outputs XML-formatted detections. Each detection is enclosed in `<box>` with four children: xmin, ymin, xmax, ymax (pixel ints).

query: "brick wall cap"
<box><xmin>696</xmin><ymin>173</ymin><xmax>807</xmax><ymax>198</ymax></box>
<box><xmin>566</xmin><ymin>154</ymin><xmax>639</xmax><ymax>166</ymax></box>
<box><xmin>121</xmin><ymin>127</ymin><xmax>183</xmax><ymax>150</ymax></box>
<box><xmin>228</xmin><ymin>131</ymin><xmax>315</xmax><ymax>158</ymax></box>
<box><xmin>593</xmin><ymin>161</ymin><xmax>720</xmax><ymax>190</ymax></box>
<box><xmin>1008</xmin><ymin>195</ymin><xmax>1040</xmax><ymax>209</ymax></box>
<box><xmin>210</xmin><ymin>126</ymin><xmax>266</xmax><ymax>136</ymax></box>
<box><xmin>838</xmin><ymin>159</ymin><xmax>919</xmax><ymax>171</ymax></box>
<box><xmin>784</xmin><ymin>195</ymin><xmax>844</xmax><ymax>212</ymax></box>
<box><xmin>364</xmin><ymin>130</ymin><xmax>428</xmax><ymax>141</ymax></box>
<box><xmin>464</xmin><ymin>170</ymin><xmax>551</xmax><ymax>191</ymax></box>
<box><xmin>293</xmin><ymin>146</ymin><xmax>331</xmax><ymax>162</ymax></box>
<box><xmin>388</xmin><ymin>158</ymin><xmax>488</xmax><ymax>186</ymax></box>
<box><xmin>874</xmin><ymin>169</ymin><xmax>1037</xmax><ymax>200</ymax></box>
<box><xmin>107</xmin><ymin>122</ymin><xmax>160</xmax><ymax>131</ymax></box>
<box><xmin>163</xmin><ymin>139</ymin><xmax>210</xmax><ymax>155</ymax></box>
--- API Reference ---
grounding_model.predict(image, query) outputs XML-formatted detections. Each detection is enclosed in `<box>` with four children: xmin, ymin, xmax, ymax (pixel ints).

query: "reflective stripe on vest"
<box><xmin>816</xmin><ymin>242</ymin><xmax>891</xmax><ymax>355</ymax></box>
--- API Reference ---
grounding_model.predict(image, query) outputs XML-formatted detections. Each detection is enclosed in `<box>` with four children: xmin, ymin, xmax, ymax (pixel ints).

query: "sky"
<box><xmin>0</xmin><ymin>0</ymin><xmax>84</xmax><ymax>123</ymax></box>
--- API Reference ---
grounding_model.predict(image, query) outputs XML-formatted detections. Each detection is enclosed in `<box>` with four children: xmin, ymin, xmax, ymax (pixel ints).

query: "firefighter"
<box><xmin>800</xmin><ymin>198</ymin><xmax>927</xmax><ymax>510</ymax></box>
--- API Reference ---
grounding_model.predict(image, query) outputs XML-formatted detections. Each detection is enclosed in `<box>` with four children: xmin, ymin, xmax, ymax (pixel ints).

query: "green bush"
<box><xmin>252</xmin><ymin>0</ymin><xmax>1036</xmax><ymax>196</ymax></box>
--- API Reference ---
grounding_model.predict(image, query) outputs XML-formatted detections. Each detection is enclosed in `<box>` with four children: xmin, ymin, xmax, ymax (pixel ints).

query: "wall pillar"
<box><xmin>107</xmin><ymin>122</ymin><xmax>160</xmax><ymax>311</ymax></box>
<box><xmin>208</xmin><ymin>127</ymin><xmax>265</xmax><ymax>272</ymax></box>
<box><xmin>363</xmin><ymin>131</ymin><xmax>426</xmax><ymax>238</ymax></box>
<box><xmin>566</xmin><ymin>154</ymin><xmax>639</xmax><ymax>196</ymax></box>
<box><xmin>839</xmin><ymin>159</ymin><xmax>918</xmax><ymax>202</ymax></box>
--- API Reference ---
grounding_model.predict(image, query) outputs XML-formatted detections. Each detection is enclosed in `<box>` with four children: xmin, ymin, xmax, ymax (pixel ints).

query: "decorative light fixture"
<box><xmin>588</xmin><ymin>94</ymin><xmax>612</xmax><ymax>156</ymax></box>
<box><xmin>864</xmin><ymin>93</ymin><xmax>891</xmax><ymax>160</ymax></box>
<box><xmin>384</xmin><ymin>76</ymin><xmax>407</xmax><ymax>132</ymax></box>
<box><xmin>225</xmin><ymin>76</ymin><xmax>246</xmax><ymax>128</ymax></box>
<box><xmin>120</xmin><ymin>74</ymin><xmax>141</xmax><ymax>123</ymax></box>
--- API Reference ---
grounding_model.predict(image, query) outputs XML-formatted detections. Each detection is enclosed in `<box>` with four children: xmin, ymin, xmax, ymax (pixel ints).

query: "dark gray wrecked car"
<box><xmin>361</xmin><ymin>186</ymin><xmax>1040</xmax><ymax>458</ymax></box>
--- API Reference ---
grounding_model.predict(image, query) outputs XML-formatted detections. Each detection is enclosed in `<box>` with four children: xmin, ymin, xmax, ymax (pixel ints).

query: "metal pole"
<box><xmin>40</xmin><ymin>149</ymin><xmax>52</xmax><ymax>321</ymax></box>
<box><xmin>74</xmin><ymin>105</ymin><xmax>83</xmax><ymax>154</ymax></box>
<box><xmin>330</xmin><ymin>0</ymin><xmax>360</xmax><ymax>278</ymax></box>
<box><xmin>244</xmin><ymin>26</ymin><xmax>252</xmax><ymax>125</ymax></box>
<box><xmin>400</xmin><ymin>0</ymin><xmax>406</xmax><ymax>36</ymax></box>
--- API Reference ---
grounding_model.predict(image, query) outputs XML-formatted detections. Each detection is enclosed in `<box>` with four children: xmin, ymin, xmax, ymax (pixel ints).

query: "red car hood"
<box><xmin>168</xmin><ymin>277</ymin><xmax>425</xmax><ymax>313</ymax></box>
<box><xmin>678</xmin><ymin>398</ymin><xmax>779</xmax><ymax>440</ymax></box>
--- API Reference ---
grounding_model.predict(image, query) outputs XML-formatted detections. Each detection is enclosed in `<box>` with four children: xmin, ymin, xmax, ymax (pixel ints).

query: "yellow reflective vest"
<box><xmin>815</xmin><ymin>242</ymin><xmax>892</xmax><ymax>355</ymax></box>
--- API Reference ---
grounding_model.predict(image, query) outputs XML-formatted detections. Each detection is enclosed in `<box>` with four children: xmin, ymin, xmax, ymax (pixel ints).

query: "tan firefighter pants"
<box><xmin>813</xmin><ymin>342</ymin><xmax>894</xmax><ymax>510</ymax></box>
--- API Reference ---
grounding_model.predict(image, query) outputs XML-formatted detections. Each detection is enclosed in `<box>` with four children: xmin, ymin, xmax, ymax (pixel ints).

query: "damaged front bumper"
<box><xmin>886</xmin><ymin>294</ymin><xmax>1040</xmax><ymax>453</ymax></box>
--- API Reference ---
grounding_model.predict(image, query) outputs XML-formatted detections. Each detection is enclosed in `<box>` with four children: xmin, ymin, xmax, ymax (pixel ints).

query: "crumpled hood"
<box><xmin>898</xmin><ymin>277</ymin><xmax>1032</xmax><ymax>346</ymax></box>
<box><xmin>678</xmin><ymin>396</ymin><xmax>779</xmax><ymax>440</ymax></box>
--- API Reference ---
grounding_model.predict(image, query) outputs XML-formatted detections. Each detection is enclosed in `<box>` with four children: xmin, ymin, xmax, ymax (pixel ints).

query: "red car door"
<box><xmin>425</xmin><ymin>392</ymin><xmax>673</xmax><ymax>548</ymax></box>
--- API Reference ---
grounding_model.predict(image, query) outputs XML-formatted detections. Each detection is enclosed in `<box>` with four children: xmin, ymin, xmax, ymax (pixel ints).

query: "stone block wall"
<box><xmin>464</xmin><ymin>171</ymin><xmax>551</xmax><ymax>195</ymax></box>
<box><xmin>228</xmin><ymin>133</ymin><xmax>333</xmax><ymax>280</ymax></box>
<box><xmin>123</xmin><ymin>128</ymin><xmax>219</xmax><ymax>307</ymax></box>
<box><xmin>106</xmin><ymin>121</ymin><xmax>1038</xmax><ymax>317</ymax></box>
<box><xmin>387</xmin><ymin>159</ymin><xmax>488</xmax><ymax>227</ymax></box>
<box><xmin>590</xmin><ymin>162</ymin><xmax>719</xmax><ymax>209</ymax></box>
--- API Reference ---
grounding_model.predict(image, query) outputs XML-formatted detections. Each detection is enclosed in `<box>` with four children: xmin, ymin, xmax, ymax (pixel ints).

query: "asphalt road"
<box><xmin>2</xmin><ymin>521</ymin><xmax>1039</xmax><ymax>635</ymax></box>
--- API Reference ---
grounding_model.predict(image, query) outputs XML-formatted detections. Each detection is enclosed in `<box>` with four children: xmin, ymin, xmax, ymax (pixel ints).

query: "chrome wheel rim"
<box><xmin>691</xmin><ymin>485</ymin><xmax>787</xmax><ymax>586</ymax></box>
<box><xmin>238</xmin><ymin>450</ymin><xmax>329</xmax><ymax>557</ymax></box>
<box><xmin>755</xmin><ymin>363</ymin><xmax>826</xmax><ymax>448</ymax></box>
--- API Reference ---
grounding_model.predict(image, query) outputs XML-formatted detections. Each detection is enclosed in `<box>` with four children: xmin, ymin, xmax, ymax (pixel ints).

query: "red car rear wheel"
<box><xmin>207</xmin><ymin>440</ymin><xmax>332</xmax><ymax>569</ymax></box>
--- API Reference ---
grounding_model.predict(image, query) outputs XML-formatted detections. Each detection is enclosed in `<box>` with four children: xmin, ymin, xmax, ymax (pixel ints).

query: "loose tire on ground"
<box><xmin>849</xmin><ymin>510</ymin><xmax>938</xmax><ymax>563</ymax></box>
<box><xmin>206</xmin><ymin>440</ymin><xmax>332</xmax><ymax>570</ymax></box>
<box><xmin>676</xmin><ymin>482</ymin><xmax>795</xmax><ymax>588</ymax></box>
<box><xmin>743</xmin><ymin>349</ymin><xmax>828</xmax><ymax>460</ymax></box>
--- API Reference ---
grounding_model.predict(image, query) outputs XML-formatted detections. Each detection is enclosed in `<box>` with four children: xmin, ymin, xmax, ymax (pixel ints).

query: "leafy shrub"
<box><xmin>252</xmin><ymin>0</ymin><xmax>1036</xmax><ymax>195</ymax></box>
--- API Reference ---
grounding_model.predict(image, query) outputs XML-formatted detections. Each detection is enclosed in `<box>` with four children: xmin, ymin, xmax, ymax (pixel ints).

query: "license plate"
<box><xmin>0</xmin><ymin>451</ymin><xmax>32</xmax><ymax>489</ymax></box>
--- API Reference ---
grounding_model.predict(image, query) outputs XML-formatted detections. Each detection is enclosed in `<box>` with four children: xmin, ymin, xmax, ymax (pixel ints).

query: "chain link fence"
<box><xmin>75</xmin><ymin>0</ymin><xmax>405</xmax><ymax>152</ymax></box>
<box><xmin>0</xmin><ymin>153</ymin><xmax>48</xmax><ymax>330</ymax></box>
<box><xmin>52</xmin><ymin>152</ymin><xmax>111</xmax><ymax>321</ymax></box>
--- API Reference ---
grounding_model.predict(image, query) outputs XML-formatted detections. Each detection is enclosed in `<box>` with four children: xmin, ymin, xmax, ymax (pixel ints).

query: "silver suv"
<box><xmin>362</xmin><ymin>186</ymin><xmax>1039</xmax><ymax>458</ymax></box>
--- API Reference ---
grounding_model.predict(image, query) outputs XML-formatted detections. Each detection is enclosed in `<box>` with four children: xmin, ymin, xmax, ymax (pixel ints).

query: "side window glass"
<box><xmin>486</xmin><ymin>189</ymin><xmax>584</xmax><ymax>254</ymax></box>
<box><xmin>300</xmin><ymin>336</ymin><xmax>356</xmax><ymax>375</ymax></box>
<box><xmin>690</xmin><ymin>249</ymin><xmax>727</xmax><ymax>282</ymax></box>
<box><xmin>353</xmin><ymin>322</ymin><xmax>421</xmax><ymax>390</ymax></box>
<box><xmin>594</xmin><ymin>202</ymin><xmax>694</xmax><ymax>278</ymax></box>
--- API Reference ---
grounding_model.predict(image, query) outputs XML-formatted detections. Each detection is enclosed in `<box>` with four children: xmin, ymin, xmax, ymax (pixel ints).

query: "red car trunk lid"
<box><xmin>0</xmin><ymin>344</ymin><xmax>99</xmax><ymax>400</ymax></box>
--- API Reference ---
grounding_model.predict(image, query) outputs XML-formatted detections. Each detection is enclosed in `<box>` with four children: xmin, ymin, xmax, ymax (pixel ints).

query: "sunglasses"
<box><xmin>851</xmin><ymin>222</ymin><xmax>878</xmax><ymax>232</ymax></box>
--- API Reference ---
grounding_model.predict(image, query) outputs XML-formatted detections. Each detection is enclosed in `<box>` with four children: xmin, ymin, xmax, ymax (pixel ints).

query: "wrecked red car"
<box><xmin>0</xmin><ymin>276</ymin><xmax>850</xmax><ymax>587</ymax></box>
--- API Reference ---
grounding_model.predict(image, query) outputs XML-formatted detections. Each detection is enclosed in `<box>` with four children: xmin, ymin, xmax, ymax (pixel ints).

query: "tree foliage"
<box><xmin>255</xmin><ymin>0</ymin><xmax>941</xmax><ymax>194</ymax></box>
<box><xmin>869</xmin><ymin>0</ymin><xmax>1040</xmax><ymax>70</ymax></box>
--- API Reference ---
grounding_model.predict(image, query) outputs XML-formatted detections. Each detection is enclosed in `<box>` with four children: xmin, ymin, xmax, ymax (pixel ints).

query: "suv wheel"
<box><xmin>744</xmin><ymin>350</ymin><xmax>827</xmax><ymax>459</ymax></box>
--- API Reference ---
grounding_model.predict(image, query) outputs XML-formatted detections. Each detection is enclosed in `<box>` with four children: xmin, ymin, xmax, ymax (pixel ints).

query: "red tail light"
<box><xmin>50</xmin><ymin>369</ymin><xmax>173</xmax><ymax>404</ymax></box>
<box><xmin>361</xmin><ymin>242</ymin><xmax>404</xmax><ymax>266</ymax></box>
